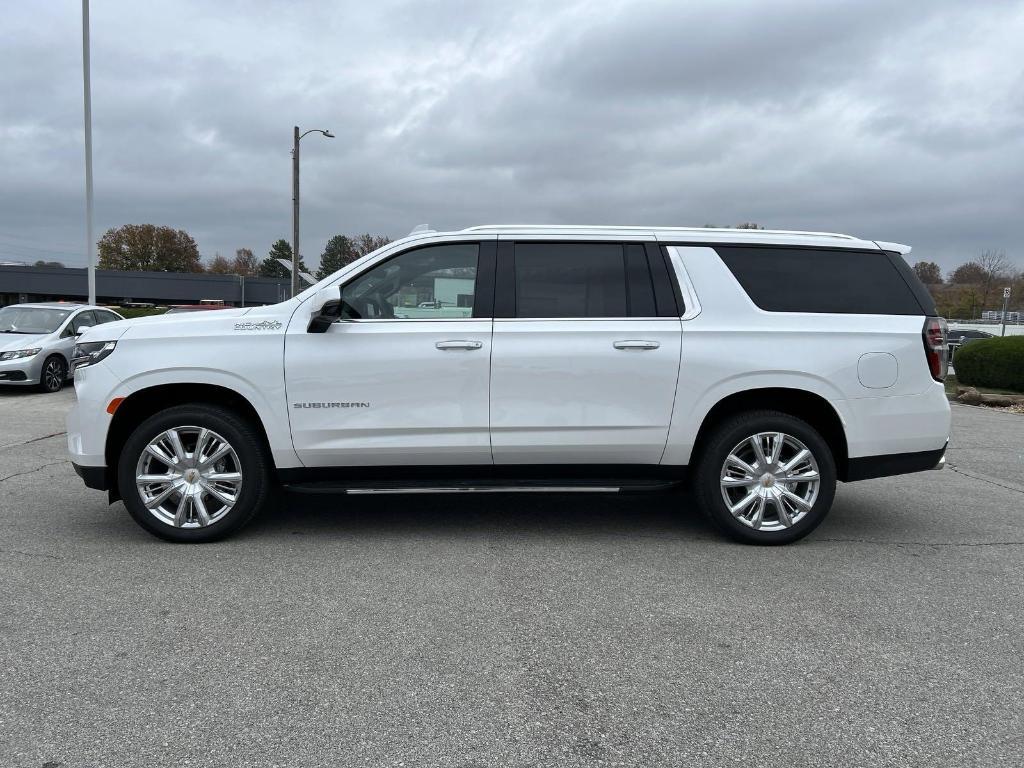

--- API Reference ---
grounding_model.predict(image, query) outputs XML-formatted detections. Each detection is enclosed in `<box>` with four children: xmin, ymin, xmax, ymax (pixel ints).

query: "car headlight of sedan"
<box><xmin>0</xmin><ymin>347</ymin><xmax>41</xmax><ymax>361</ymax></box>
<box><xmin>72</xmin><ymin>340</ymin><xmax>117</xmax><ymax>369</ymax></box>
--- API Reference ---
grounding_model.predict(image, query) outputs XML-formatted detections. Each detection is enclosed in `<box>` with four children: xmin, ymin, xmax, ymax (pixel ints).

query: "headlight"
<box><xmin>0</xmin><ymin>347</ymin><xmax>41</xmax><ymax>361</ymax></box>
<box><xmin>72</xmin><ymin>340</ymin><xmax>117</xmax><ymax>369</ymax></box>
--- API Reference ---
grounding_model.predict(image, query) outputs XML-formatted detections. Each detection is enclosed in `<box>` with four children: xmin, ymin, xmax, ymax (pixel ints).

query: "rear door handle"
<box><xmin>613</xmin><ymin>340</ymin><xmax>660</xmax><ymax>350</ymax></box>
<box><xmin>436</xmin><ymin>340</ymin><xmax>484</xmax><ymax>350</ymax></box>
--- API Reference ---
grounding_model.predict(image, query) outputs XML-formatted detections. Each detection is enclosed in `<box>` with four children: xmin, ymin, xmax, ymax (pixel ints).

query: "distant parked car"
<box><xmin>164</xmin><ymin>304</ymin><xmax>234</xmax><ymax>314</ymax></box>
<box><xmin>948</xmin><ymin>329</ymin><xmax>994</xmax><ymax>359</ymax></box>
<box><xmin>0</xmin><ymin>302</ymin><xmax>123</xmax><ymax>392</ymax></box>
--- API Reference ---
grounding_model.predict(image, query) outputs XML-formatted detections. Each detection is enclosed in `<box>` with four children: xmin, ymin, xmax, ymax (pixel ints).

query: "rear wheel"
<box><xmin>693</xmin><ymin>410</ymin><xmax>836</xmax><ymax>544</ymax></box>
<box><xmin>38</xmin><ymin>355</ymin><xmax>66</xmax><ymax>393</ymax></box>
<box><xmin>117</xmin><ymin>404</ymin><xmax>272</xmax><ymax>542</ymax></box>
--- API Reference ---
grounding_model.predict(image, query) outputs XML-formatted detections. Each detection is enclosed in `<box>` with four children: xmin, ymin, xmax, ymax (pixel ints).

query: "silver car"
<box><xmin>0</xmin><ymin>303</ymin><xmax>124</xmax><ymax>393</ymax></box>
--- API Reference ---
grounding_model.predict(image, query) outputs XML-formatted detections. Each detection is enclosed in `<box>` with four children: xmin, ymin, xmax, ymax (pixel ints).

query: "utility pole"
<box><xmin>291</xmin><ymin>126</ymin><xmax>300</xmax><ymax>299</ymax></box>
<box><xmin>82</xmin><ymin>0</ymin><xmax>96</xmax><ymax>304</ymax></box>
<box><xmin>291</xmin><ymin>126</ymin><xmax>333</xmax><ymax>299</ymax></box>
<box><xmin>1000</xmin><ymin>286</ymin><xmax>1011</xmax><ymax>337</ymax></box>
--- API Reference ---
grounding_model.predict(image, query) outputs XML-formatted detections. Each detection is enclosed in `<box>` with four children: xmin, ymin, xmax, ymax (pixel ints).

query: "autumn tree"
<box><xmin>259</xmin><ymin>239</ymin><xmax>308</xmax><ymax>279</ymax></box>
<box><xmin>912</xmin><ymin>261</ymin><xmax>943</xmax><ymax>285</ymax></box>
<box><xmin>207</xmin><ymin>253</ymin><xmax>234</xmax><ymax>274</ymax></box>
<box><xmin>353</xmin><ymin>233</ymin><xmax>391</xmax><ymax>256</ymax></box>
<box><xmin>232</xmin><ymin>248</ymin><xmax>258</xmax><ymax>277</ymax></box>
<box><xmin>97</xmin><ymin>224</ymin><xmax>203</xmax><ymax>272</ymax></box>
<box><xmin>949</xmin><ymin>261</ymin><xmax>986</xmax><ymax>285</ymax></box>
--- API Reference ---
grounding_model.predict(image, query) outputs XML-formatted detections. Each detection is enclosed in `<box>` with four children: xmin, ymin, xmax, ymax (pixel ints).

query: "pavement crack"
<box><xmin>0</xmin><ymin>459</ymin><xmax>69</xmax><ymax>483</ymax></box>
<box><xmin>0</xmin><ymin>430</ymin><xmax>66</xmax><ymax>451</ymax></box>
<box><xmin>946</xmin><ymin>463</ymin><xmax>1024</xmax><ymax>496</ymax></box>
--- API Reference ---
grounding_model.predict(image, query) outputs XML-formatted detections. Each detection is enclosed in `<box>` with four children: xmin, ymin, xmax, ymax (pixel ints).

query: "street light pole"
<box><xmin>291</xmin><ymin>126</ymin><xmax>300</xmax><ymax>298</ymax></box>
<box><xmin>291</xmin><ymin>126</ymin><xmax>334</xmax><ymax>299</ymax></box>
<box><xmin>82</xmin><ymin>0</ymin><xmax>96</xmax><ymax>305</ymax></box>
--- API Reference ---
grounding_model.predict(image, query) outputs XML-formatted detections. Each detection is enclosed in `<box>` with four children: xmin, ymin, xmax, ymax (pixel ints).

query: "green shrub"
<box><xmin>954</xmin><ymin>335</ymin><xmax>1024</xmax><ymax>392</ymax></box>
<box><xmin>113</xmin><ymin>307</ymin><xmax>169</xmax><ymax>319</ymax></box>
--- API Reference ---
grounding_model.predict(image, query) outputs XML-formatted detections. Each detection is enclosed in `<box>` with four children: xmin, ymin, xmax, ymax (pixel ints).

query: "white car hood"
<box><xmin>79</xmin><ymin>307</ymin><xmax>257</xmax><ymax>344</ymax></box>
<box><xmin>0</xmin><ymin>332</ymin><xmax>49</xmax><ymax>353</ymax></box>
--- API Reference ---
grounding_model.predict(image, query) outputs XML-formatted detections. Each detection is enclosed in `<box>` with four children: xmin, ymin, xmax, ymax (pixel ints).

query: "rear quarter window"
<box><xmin>715</xmin><ymin>247</ymin><xmax>926</xmax><ymax>315</ymax></box>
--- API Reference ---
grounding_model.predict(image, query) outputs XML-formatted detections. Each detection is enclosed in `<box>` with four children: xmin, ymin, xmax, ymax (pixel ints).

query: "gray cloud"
<box><xmin>0</xmin><ymin>0</ymin><xmax>1022</xmax><ymax>273</ymax></box>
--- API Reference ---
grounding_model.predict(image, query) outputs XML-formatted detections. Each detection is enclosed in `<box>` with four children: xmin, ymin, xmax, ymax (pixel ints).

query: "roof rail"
<box><xmin>461</xmin><ymin>224</ymin><xmax>857</xmax><ymax>240</ymax></box>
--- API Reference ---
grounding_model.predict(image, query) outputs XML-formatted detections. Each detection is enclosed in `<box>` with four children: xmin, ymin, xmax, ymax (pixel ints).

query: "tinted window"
<box><xmin>71</xmin><ymin>311</ymin><xmax>97</xmax><ymax>332</ymax></box>
<box><xmin>340</xmin><ymin>243</ymin><xmax>478</xmax><ymax>320</ymax></box>
<box><xmin>94</xmin><ymin>310</ymin><xmax>120</xmax><ymax>324</ymax></box>
<box><xmin>716</xmin><ymin>247</ymin><xmax>925</xmax><ymax>315</ymax></box>
<box><xmin>514</xmin><ymin>243</ymin><xmax>629</xmax><ymax>318</ymax></box>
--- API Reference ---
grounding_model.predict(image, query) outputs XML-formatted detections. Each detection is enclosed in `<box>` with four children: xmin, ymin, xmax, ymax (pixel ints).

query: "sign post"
<box><xmin>1001</xmin><ymin>286</ymin><xmax>1011</xmax><ymax>337</ymax></box>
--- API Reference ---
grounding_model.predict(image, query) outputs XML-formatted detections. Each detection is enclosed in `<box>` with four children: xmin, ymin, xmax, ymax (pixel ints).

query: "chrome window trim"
<box><xmin>493</xmin><ymin>317</ymin><xmax>677</xmax><ymax>323</ymax></box>
<box><xmin>336</xmin><ymin>317</ymin><xmax>488</xmax><ymax>324</ymax></box>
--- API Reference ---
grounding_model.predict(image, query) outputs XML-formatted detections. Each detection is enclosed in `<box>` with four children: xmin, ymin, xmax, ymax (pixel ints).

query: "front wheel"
<box><xmin>38</xmin><ymin>355</ymin><xmax>67</xmax><ymax>393</ymax></box>
<box><xmin>117</xmin><ymin>404</ymin><xmax>272</xmax><ymax>542</ymax></box>
<box><xmin>693</xmin><ymin>410</ymin><xmax>837</xmax><ymax>545</ymax></box>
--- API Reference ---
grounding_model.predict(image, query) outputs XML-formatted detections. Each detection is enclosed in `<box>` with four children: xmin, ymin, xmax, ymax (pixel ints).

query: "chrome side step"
<box><xmin>345</xmin><ymin>486</ymin><xmax>621</xmax><ymax>495</ymax></box>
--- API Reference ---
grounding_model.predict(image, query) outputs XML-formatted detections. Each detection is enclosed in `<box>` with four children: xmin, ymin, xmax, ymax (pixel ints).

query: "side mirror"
<box><xmin>75</xmin><ymin>324</ymin><xmax>94</xmax><ymax>336</ymax></box>
<box><xmin>307</xmin><ymin>286</ymin><xmax>343</xmax><ymax>333</ymax></box>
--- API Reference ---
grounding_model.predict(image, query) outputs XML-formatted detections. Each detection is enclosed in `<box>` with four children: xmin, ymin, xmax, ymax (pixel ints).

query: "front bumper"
<box><xmin>66</xmin><ymin>360</ymin><xmax>118</xmax><ymax>468</ymax></box>
<box><xmin>0</xmin><ymin>356</ymin><xmax>40</xmax><ymax>385</ymax></box>
<box><xmin>72</xmin><ymin>462</ymin><xmax>109</xmax><ymax>491</ymax></box>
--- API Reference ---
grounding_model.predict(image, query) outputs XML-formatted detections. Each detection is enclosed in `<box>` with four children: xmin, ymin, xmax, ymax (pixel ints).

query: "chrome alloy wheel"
<box><xmin>43</xmin><ymin>358</ymin><xmax>64</xmax><ymax>391</ymax></box>
<box><xmin>135</xmin><ymin>426</ymin><xmax>243</xmax><ymax>528</ymax></box>
<box><xmin>719</xmin><ymin>432</ymin><xmax>821</xmax><ymax>531</ymax></box>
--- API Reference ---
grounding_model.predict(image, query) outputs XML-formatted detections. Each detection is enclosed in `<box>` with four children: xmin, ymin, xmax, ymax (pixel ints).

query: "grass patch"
<box><xmin>112</xmin><ymin>307</ymin><xmax>169</xmax><ymax>319</ymax></box>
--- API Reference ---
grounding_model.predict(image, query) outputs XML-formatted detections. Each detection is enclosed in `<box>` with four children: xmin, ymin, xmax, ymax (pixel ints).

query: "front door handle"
<box><xmin>436</xmin><ymin>340</ymin><xmax>484</xmax><ymax>351</ymax></box>
<box><xmin>613</xmin><ymin>340</ymin><xmax>660</xmax><ymax>350</ymax></box>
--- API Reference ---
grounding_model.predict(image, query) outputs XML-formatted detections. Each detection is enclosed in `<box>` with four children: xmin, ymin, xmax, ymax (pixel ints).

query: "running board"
<box><xmin>346</xmin><ymin>486</ymin><xmax>620</xmax><ymax>495</ymax></box>
<box><xmin>284</xmin><ymin>478</ymin><xmax>680</xmax><ymax>495</ymax></box>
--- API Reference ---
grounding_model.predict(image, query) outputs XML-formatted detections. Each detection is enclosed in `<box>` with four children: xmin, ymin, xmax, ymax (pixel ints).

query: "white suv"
<box><xmin>67</xmin><ymin>225</ymin><xmax>951</xmax><ymax>544</ymax></box>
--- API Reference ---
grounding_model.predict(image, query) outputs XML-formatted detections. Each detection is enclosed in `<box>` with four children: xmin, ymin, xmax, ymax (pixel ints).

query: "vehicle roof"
<box><xmin>7</xmin><ymin>302</ymin><xmax>87</xmax><ymax>309</ymax></box>
<box><xmin>4</xmin><ymin>303</ymin><xmax>121</xmax><ymax>312</ymax></box>
<box><xmin>454</xmin><ymin>225</ymin><xmax>906</xmax><ymax>253</ymax></box>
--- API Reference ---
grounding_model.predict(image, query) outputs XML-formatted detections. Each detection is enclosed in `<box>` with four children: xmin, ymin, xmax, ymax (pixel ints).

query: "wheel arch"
<box><xmin>104</xmin><ymin>383</ymin><xmax>276</xmax><ymax>499</ymax></box>
<box><xmin>690</xmin><ymin>387</ymin><xmax>850</xmax><ymax>480</ymax></box>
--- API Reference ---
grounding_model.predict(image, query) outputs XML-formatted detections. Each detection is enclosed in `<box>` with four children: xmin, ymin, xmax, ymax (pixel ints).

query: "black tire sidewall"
<box><xmin>695</xmin><ymin>411</ymin><xmax>837</xmax><ymax>545</ymax></box>
<box><xmin>117</xmin><ymin>404</ymin><xmax>270</xmax><ymax>542</ymax></box>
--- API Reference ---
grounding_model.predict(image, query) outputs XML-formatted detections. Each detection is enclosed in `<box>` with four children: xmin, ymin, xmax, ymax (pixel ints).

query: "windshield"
<box><xmin>0</xmin><ymin>306</ymin><xmax>71</xmax><ymax>334</ymax></box>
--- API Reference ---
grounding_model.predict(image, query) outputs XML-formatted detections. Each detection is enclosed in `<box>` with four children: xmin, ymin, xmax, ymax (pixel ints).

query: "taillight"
<box><xmin>923</xmin><ymin>316</ymin><xmax>948</xmax><ymax>382</ymax></box>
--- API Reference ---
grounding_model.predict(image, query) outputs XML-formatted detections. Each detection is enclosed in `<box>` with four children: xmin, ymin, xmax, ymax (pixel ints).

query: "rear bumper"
<box><xmin>844</xmin><ymin>443</ymin><xmax>947</xmax><ymax>482</ymax></box>
<box><xmin>72</xmin><ymin>462</ymin><xmax>109</xmax><ymax>491</ymax></box>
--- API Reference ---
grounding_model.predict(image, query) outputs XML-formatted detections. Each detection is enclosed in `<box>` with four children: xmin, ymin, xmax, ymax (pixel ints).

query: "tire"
<box><xmin>117</xmin><ymin>404</ymin><xmax>272</xmax><ymax>542</ymax></box>
<box><xmin>693</xmin><ymin>410</ymin><xmax>836</xmax><ymax>545</ymax></box>
<box><xmin>38</xmin><ymin>355</ymin><xmax>66</xmax><ymax>393</ymax></box>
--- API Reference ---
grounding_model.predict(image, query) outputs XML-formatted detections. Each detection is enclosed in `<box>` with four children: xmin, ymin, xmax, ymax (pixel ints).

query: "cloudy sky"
<box><xmin>1</xmin><ymin>0</ymin><xmax>1022</xmax><ymax>273</ymax></box>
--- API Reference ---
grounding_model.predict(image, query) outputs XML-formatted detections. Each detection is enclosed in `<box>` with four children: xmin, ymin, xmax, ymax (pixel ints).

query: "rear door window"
<box><xmin>716</xmin><ymin>247</ymin><xmax>925</xmax><ymax>315</ymax></box>
<box><xmin>93</xmin><ymin>310</ymin><xmax>120</xmax><ymax>324</ymax></box>
<box><xmin>510</xmin><ymin>243</ymin><xmax>666</xmax><ymax>318</ymax></box>
<box><xmin>71</xmin><ymin>311</ymin><xmax>97</xmax><ymax>333</ymax></box>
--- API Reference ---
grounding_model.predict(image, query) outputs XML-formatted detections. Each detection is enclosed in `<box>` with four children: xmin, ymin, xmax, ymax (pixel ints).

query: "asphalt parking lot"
<box><xmin>0</xmin><ymin>389</ymin><xmax>1021</xmax><ymax>767</ymax></box>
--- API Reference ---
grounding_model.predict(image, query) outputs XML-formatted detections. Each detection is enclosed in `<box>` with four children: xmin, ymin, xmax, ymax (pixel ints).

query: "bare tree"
<box><xmin>976</xmin><ymin>250</ymin><xmax>1011</xmax><ymax>309</ymax></box>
